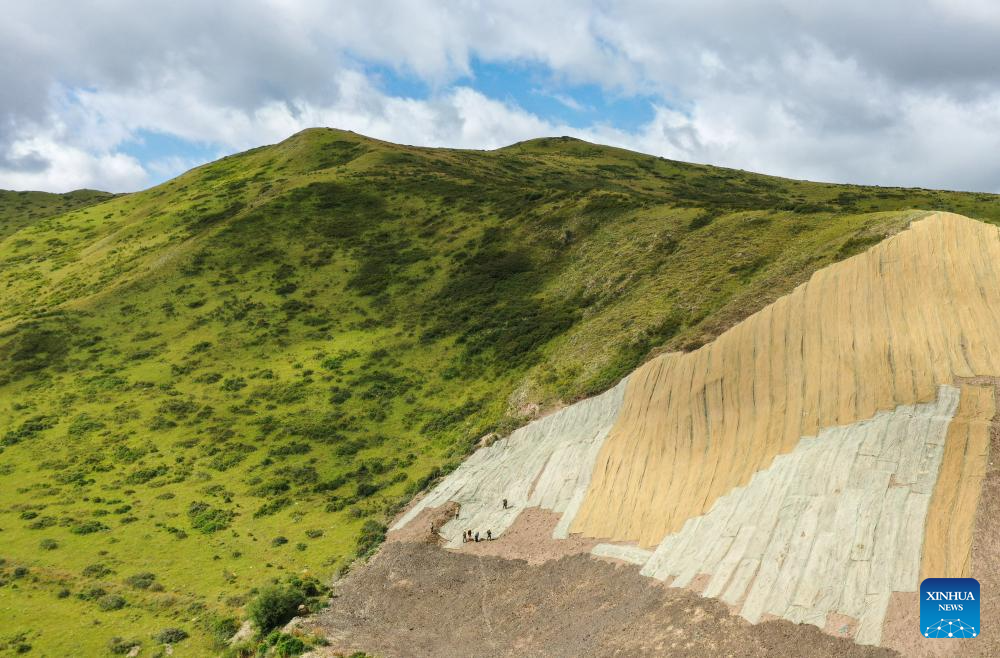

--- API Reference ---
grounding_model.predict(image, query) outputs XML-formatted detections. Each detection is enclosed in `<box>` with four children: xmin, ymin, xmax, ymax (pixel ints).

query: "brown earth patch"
<box><xmin>306</xmin><ymin>541</ymin><xmax>898</xmax><ymax>658</ymax></box>
<box><xmin>449</xmin><ymin>506</ymin><xmax>603</xmax><ymax>564</ymax></box>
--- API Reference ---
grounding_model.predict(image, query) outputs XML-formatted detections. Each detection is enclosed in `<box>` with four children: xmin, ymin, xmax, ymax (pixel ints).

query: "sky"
<box><xmin>3</xmin><ymin>1</ymin><xmax>1000</xmax><ymax>193</ymax></box>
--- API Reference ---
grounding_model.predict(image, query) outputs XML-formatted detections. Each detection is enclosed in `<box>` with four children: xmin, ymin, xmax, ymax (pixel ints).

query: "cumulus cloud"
<box><xmin>2</xmin><ymin>1</ymin><xmax>1000</xmax><ymax>191</ymax></box>
<box><xmin>0</xmin><ymin>131</ymin><xmax>146</xmax><ymax>192</ymax></box>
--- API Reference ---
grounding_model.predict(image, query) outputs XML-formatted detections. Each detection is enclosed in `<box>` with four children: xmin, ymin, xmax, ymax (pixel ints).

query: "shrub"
<box><xmin>70</xmin><ymin>520</ymin><xmax>109</xmax><ymax>535</ymax></box>
<box><xmin>78</xmin><ymin>586</ymin><xmax>106</xmax><ymax>601</ymax></box>
<box><xmin>125</xmin><ymin>572</ymin><xmax>157</xmax><ymax>590</ymax></box>
<box><xmin>221</xmin><ymin>377</ymin><xmax>247</xmax><ymax>392</ymax></box>
<box><xmin>268</xmin><ymin>442</ymin><xmax>311</xmax><ymax>457</ymax></box>
<box><xmin>107</xmin><ymin>638</ymin><xmax>141</xmax><ymax>655</ymax></box>
<box><xmin>27</xmin><ymin>516</ymin><xmax>56</xmax><ymax>529</ymax></box>
<box><xmin>98</xmin><ymin>594</ymin><xmax>127</xmax><ymax>611</ymax></box>
<box><xmin>205</xmin><ymin>615</ymin><xmax>240</xmax><ymax>647</ymax></box>
<box><xmin>247</xmin><ymin>585</ymin><xmax>306</xmax><ymax>633</ymax></box>
<box><xmin>264</xmin><ymin>631</ymin><xmax>307</xmax><ymax>657</ymax></box>
<box><xmin>1</xmin><ymin>415</ymin><xmax>56</xmax><ymax>446</ymax></box>
<box><xmin>250</xmin><ymin>479</ymin><xmax>290</xmax><ymax>497</ymax></box>
<box><xmin>355</xmin><ymin>520</ymin><xmax>386</xmax><ymax>558</ymax></box>
<box><xmin>154</xmin><ymin>627</ymin><xmax>189</xmax><ymax>644</ymax></box>
<box><xmin>124</xmin><ymin>464</ymin><xmax>169</xmax><ymax>484</ymax></box>
<box><xmin>39</xmin><ymin>538</ymin><xmax>58</xmax><ymax>550</ymax></box>
<box><xmin>82</xmin><ymin>563</ymin><xmax>113</xmax><ymax>578</ymax></box>
<box><xmin>254</xmin><ymin>497</ymin><xmax>292</xmax><ymax>518</ymax></box>
<box><xmin>187</xmin><ymin>501</ymin><xmax>234</xmax><ymax>533</ymax></box>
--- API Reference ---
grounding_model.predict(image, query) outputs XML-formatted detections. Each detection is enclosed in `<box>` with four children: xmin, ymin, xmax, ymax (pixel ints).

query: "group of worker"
<box><xmin>463</xmin><ymin>529</ymin><xmax>491</xmax><ymax>542</ymax></box>
<box><xmin>458</xmin><ymin>498</ymin><xmax>510</xmax><ymax>544</ymax></box>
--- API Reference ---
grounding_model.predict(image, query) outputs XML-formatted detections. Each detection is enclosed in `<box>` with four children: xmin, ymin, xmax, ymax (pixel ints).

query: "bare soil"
<box><xmin>307</xmin><ymin>540</ymin><xmax>896</xmax><ymax>657</ymax></box>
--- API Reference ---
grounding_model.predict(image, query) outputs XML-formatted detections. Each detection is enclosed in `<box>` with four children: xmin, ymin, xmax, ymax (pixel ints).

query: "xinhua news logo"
<box><xmin>920</xmin><ymin>578</ymin><xmax>980</xmax><ymax>639</ymax></box>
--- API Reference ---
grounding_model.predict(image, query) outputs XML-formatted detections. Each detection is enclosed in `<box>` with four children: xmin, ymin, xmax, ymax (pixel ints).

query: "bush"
<box><xmin>70</xmin><ymin>520</ymin><xmax>109</xmax><ymax>535</ymax></box>
<box><xmin>356</xmin><ymin>520</ymin><xmax>386</xmax><ymax>558</ymax></box>
<box><xmin>124</xmin><ymin>464</ymin><xmax>168</xmax><ymax>484</ymax></box>
<box><xmin>221</xmin><ymin>377</ymin><xmax>246</xmax><ymax>392</ymax></box>
<box><xmin>1</xmin><ymin>415</ymin><xmax>56</xmax><ymax>447</ymax></box>
<box><xmin>40</xmin><ymin>538</ymin><xmax>58</xmax><ymax>550</ymax></box>
<box><xmin>125</xmin><ymin>572</ymin><xmax>157</xmax><ymax>589</ymax></box>
<box><xmin>187</xmin><ymin>501</ymin><xmax>234</xmax><ymax>533</ymax></box>
<box><xmin>254</xmin><ymin>497</ymin><xmax>292</xmax><ymax>518</ymax></box>
<box><xmin>688</xmin><ymin>210</ymin><xmax>718</xmax><ymax>230</ymax></box>
<box><xmin>82</xmin><ymin>563</ymin><xmax>113</xmax><ymax>578</ymax></box>
<box><xmin>98</xmin><ymin>594</ymin><xmax>127</xmax><ymax>611</ymax></box>
<box><xmin>107</xmin><ymin>637</ymin><xmax>141</xmax><ymax>655</ymax></box>
<box><xmin>247</xmin><ymin>584</ymin><xmax>306</xmax><ymax>633</ymax></box>
<box><xmin>205</xmin><ymin>615</ymin><xmax>240</xmax><ymax>647</ymax></box>
<box><xmin>250</xmin><ymin>479</ymin><xmax>290</xmax><ymax>497</ymax></box>
<box><xmin>264</xmin><ymin>631</ymin><xmax>307</xmax><ymax>657</ymax></box>
<box><xmin>155</xmin><ymin>627</ymin><xmax>189</xmax><ymax>644</ymax></box>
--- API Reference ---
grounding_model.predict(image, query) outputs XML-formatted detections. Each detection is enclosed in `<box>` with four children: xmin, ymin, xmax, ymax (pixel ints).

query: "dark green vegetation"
<box><xmin>1</xmin><ymin>128</ymin><xmax>999</xmax><ymax>655</ymax></box>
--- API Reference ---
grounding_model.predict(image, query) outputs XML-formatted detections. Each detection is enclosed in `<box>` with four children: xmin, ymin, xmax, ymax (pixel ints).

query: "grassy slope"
<box><xmin>1</xmin><ymin>128</ymin><xmax>1000</xmax><ymax>655</ymax></box>
<box><xmin>0</xmin><ymin>189</ymin><xmax>114</xmax><ymax>240</ymax></box>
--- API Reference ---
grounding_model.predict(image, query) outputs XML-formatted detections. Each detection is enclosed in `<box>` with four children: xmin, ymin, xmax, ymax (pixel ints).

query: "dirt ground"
<box><xmin>306</xmin><ymin>541</ymin><xmax>897</xmax><ymax>658</ymax></box>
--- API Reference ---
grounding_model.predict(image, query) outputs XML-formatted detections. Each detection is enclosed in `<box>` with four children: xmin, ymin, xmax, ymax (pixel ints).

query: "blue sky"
<box><xmin>118</xmin><ymin>59</ymin><xmax>664</xmax><ymax>187</ymax></box>
<box><xmin>373</xmin><ymin>58</ymin><xmax>661</xmax><ymax>132</ymax></box>
<box><xmin>3</xmin><ymin>1</ymin><xmax>1000</xmax><ymax>193</ymax></box>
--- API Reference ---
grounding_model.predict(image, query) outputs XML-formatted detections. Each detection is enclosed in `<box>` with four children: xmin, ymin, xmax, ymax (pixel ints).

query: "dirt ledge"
<box><xmin>305</xmin><ymin>538</ymin><xmax>897</xmax><ymax>658</ymax></box>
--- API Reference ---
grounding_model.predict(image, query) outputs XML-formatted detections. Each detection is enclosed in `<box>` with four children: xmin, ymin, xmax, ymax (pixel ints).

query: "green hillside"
<box><xmin>1</xmin><ymin>128</ymin><xmax>999</xmax><ymax>656</ymax></box>
<box><xmin>0</xmin><ymin>188</ymin><xmax>114</xmax><ymax>240</ymax></box>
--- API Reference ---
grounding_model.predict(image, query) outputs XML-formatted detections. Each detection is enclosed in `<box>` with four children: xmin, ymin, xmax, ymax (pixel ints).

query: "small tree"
<box><xmin>247</xmin><ymin>585</ymin><xmax>305</xmax><ymax>634</ymax></box>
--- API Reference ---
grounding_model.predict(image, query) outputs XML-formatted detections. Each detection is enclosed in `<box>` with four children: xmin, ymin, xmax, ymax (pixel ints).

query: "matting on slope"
<box><xmin>391</xmin><ymin>377</ymin><xmax>627</xmax><ymax>547</ymax></box>
<box><xmin>593</xmin><ymin>386</ymin><xmax>961</xmax><ymax>646</ymax></box>
<box><xmin>573</xmin><ymin>213</ymin><xmax>1000</xmax><ymax>546</ymax></box>
<box><xmin>922</xmin><ymin>383</ymin><xmax>994</xmax><ymax>579</ymax></box>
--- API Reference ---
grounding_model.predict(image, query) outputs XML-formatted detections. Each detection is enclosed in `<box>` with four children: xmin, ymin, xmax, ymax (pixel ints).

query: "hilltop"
<box><xmin>1</xmin><ymin>128</ymin><xmax>1000</xmax><ymax>655</ymax></box>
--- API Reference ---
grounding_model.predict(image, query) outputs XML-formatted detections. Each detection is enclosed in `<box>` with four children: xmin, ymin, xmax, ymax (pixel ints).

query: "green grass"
<box><xmin>1</xmin><ymin>128</ymin><xmax>1000</xmax><ymax>655</ymax></box>
<box><xmin>0</xmin><ymin>189</ymin><xmax>114</xmax><ymax>241</ymax></box>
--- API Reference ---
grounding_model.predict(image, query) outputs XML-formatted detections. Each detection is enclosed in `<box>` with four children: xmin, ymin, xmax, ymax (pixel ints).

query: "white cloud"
<box><xmin>0</xmin><ymin>131</ymin><xmax>146</xmax><ymax>192</ymax></box>
<box><xmin>3</xmin><ymin>1</ymin><xmax>1000</xmax><ymax>192</ymax></box>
